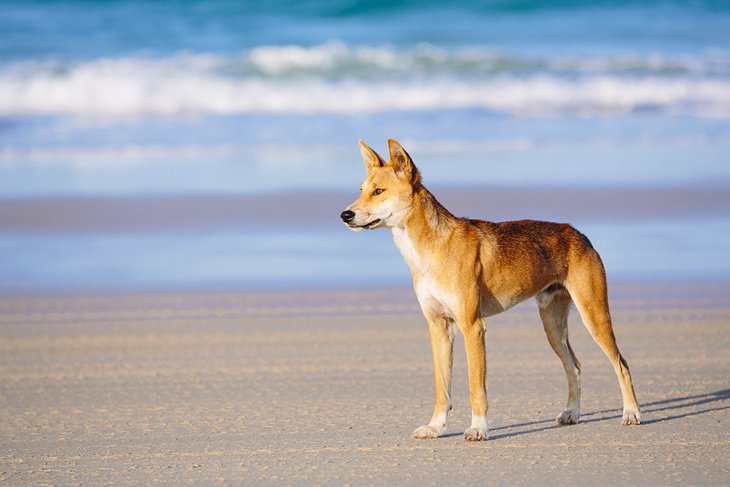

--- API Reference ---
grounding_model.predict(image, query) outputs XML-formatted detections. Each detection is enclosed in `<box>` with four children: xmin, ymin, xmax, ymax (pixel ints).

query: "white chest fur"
<box><xmin>391</xmin><ymin>227</ymin><xmax>456</xmax><ymax>320</ymax></box>
<box><xmin>391</xmin><ymin>227</ymin><xmax>420</xmax><ymax>270</ymax></box>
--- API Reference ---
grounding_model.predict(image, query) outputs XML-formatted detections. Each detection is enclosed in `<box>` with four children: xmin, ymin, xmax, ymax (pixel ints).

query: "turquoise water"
<box><xmin>2</xmin><ymin>0</ymin><xmax>729</xmax><ymax>196</ymax></box>
<box><xmin>0</xmin><ymin>1</ymin><xmax>729</xmax><ymax>292</ymax></box>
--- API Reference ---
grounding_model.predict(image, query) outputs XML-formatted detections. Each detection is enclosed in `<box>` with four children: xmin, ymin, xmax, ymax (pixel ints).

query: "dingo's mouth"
<box><xmin>350</xmin><ymin>218</ymin><xmax>381</xmax><ymax>229</ymax></box>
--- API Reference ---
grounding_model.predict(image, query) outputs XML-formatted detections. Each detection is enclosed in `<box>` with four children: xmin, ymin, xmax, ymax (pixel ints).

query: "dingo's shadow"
<box><xmin>449</xmin><ymin>389</ymin><xmax>730</xmax><ymax>441</ymax></box>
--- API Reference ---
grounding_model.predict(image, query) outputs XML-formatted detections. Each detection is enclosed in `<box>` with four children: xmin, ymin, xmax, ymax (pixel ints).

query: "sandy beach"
<box><xmin>1</xmin><ymin>283</ymin><xmax>728</xmax><ymax>485</ymax></box>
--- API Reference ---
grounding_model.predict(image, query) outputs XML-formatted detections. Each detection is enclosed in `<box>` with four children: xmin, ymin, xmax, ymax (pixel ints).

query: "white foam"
<box><xmin>246</xmin><ymin>42</ymin><xmax>730</xmax><ymax>77</ymax></box>
<box><xmin>0</xmin><ymin>45</ymin><xmax>729</xmax><ymax>117</ymax></box>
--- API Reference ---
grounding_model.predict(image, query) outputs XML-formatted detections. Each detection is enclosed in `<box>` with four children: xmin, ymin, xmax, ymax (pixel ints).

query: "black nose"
<box><xmin>340</xmin><ymin>210</ymin><xmax>355</xmax><ymax>223</ymax></box>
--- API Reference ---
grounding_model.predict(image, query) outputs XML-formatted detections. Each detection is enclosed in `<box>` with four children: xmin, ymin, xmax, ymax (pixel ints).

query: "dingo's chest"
<box><xmin>392</xmin><ymin>227</ymin><xmax>457</xmax><ymax>319</ymax></box>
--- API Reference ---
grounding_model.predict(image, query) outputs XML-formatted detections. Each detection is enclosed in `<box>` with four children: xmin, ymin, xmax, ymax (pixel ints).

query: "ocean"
<box><xmin>1</xmin><ymin>0</ymin><xmax>729</xmax><ymax>293</ymax></box>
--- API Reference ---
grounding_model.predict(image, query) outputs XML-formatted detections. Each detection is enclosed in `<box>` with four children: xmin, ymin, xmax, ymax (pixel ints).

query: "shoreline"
<box><xmin>2</xmin><ymin>278</ymin><xmax>730</xmax><ymax>302</ymax></box>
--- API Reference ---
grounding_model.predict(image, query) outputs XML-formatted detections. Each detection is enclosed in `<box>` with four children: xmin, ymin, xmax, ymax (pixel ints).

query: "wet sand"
<box><xmin>1</xmin><ymin>283</ymin><xmax>729</xmax><ymax>485</ymax></box>
<box><xmin>1</xmin><ymin>185</ymin><xmax>728</xmax><ymax>233</ymax></box>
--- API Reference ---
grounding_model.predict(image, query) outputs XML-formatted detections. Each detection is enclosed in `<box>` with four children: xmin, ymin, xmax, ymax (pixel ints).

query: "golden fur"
<box><xmin>342</xmin><ymin>139</ymin><xmax>641</xmax><ymax>441</ymax></box>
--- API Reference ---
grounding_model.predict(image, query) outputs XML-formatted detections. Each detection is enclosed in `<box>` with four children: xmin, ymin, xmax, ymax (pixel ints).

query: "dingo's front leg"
<box><xmin>413</xmin><ymin>314</ymin><xmax>454</xmax><ymax>439</ymax></box>
<box><xmin>462</xmin><ymin>319</ymin><xmax>488</xmax><ymax>441</ymax></box>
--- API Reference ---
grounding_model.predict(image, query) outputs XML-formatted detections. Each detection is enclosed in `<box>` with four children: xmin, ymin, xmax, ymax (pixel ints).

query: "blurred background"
<box><xmin>0</xmin><ymin>0</ymin><xmax>729</xmax><ymax>293</ymax></box>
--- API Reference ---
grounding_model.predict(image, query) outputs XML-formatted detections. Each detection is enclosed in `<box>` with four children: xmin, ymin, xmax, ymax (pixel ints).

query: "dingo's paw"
<box><xmin>556</xmin><ymin>408</ymin><xmax>580</xmax><ymax>425</ymax></box>
<box><xmin>412</xmin><ymin>424</ymin><xmax>443</xmax><ymax>439</ymax></box>
<box><xmin>622</xmin><ymin>408</ymin><xmax>641</xmax><ymax>425</ymax></box>
<box><xmin>463</xmin><ymin>427</ymin><xmax>488</xmax><ymax>441</ymax></box>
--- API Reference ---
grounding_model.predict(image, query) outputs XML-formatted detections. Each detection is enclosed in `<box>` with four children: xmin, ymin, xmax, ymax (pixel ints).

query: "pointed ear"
<box><xmin>387</xmin><ymin>138</ymin><xmax>420</xmax><ymax>185</ymax></box>
<box><xmin>359</xmin><ymin>140</ymin><xmax>386</xmax><ymax>174</ymax></box>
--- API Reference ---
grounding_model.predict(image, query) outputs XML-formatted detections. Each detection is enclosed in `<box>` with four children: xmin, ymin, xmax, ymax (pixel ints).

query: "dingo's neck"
<box><xmin>391</xmin><ymin>185</ymin><xmax>457</xmax><ymax>273</ymax></box>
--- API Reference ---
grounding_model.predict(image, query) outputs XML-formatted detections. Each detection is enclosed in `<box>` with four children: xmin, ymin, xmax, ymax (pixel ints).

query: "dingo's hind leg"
<box><xmin>567</xmin><ymin>254</ymin><xmax>641</xmax><ymax>425</ymax></box>
<box><xmin>537</xmin><ymin>284</ymin><xmax>581</xmax><ymax>425</ymax></box>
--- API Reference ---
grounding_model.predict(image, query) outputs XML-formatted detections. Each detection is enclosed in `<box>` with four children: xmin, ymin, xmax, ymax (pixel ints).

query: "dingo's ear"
<box><xmin>388</xmin><ymin>138</ymin><xmax>420</xmax><ymax>185</ymax></box>
<box><xmin>359</xmin><ymin>140</ymin><xmax>386</xmax><ymax>174</ymax></box>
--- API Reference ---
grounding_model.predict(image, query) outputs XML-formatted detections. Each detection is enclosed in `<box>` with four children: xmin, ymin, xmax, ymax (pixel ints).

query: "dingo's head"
<box><xmin>341</xmin><ymin>139</ymin><xmax>420</xmax><ymax>231</ymax></box>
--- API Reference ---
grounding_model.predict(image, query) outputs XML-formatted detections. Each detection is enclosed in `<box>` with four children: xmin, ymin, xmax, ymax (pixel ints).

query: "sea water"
<box><xmin>1</xmin><ymin>1</ymin><xmax>729</xmax><ymax>292</ymax></box>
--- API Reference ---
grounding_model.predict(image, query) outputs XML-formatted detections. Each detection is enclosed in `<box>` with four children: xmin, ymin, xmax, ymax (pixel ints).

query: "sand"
<box><xmin>1</xmin><ymin>283</ymin><xmax>728</xmax><ymax>485</ymax></box>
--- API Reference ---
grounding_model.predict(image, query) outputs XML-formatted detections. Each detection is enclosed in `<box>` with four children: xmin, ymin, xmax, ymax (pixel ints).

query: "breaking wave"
<box><xmin>1</xmin><ymin>43</ymin><xmax>729</xmax><ymax>117</ymax></box>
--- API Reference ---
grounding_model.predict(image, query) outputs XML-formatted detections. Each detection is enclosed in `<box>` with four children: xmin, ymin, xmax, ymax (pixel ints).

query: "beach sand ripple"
<box><xmin>1</xmin><ymin>284</ymin><xmax>728</xmax><ymax>485</ymax></box>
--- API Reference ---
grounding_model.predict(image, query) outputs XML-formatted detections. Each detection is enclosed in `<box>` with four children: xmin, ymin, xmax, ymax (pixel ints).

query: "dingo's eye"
<box><xmin>373</xmin><ymin>188</ymin><xmax>385</xmax><ymax>195</ymax></box>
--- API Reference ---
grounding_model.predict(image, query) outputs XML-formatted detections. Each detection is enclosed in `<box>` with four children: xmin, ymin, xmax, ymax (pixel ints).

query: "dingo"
<box><xmin>341</xmin><ymin>139</ymin><xmax>641</xmax><ymax>441</ymax></box>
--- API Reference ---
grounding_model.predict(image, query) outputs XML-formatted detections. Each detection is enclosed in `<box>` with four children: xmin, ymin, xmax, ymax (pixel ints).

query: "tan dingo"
<box><xmin>341</xmin><ymin>139</ymin><xmax>641</xmax><ymax>441</ymax></box>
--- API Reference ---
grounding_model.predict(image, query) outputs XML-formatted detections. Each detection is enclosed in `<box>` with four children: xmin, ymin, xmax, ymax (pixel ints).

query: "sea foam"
<box><xmin>1</xmin><ymin>43</ymin><xmax>729</xmax><ymax>117</ymax></box>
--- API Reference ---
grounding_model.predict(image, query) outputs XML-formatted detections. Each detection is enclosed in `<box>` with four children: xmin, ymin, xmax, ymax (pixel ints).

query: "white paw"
<box><xmin>556</xmin><ymin>408</ymin><xmax>580</xmax><ymax>425</ymax></box>
<box><xmin>622</xmin><ymin>408</ymin><xmax>641</xmax><ymax>425</ymax></box>
<box><xmin>412</xmin><ymin>424</ymin><xmax>443</xmax><ymax>439</ymax></box>
<box><xmin>463</xmin><ymin>427</ymin><xmax>488</xmax><ymax>441</ymax></box>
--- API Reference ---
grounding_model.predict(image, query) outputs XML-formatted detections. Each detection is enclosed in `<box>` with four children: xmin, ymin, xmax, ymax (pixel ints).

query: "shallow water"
<box><xmin>2</xmin><ymin>216</ymin><xmax>729</xmax><ymax>294</ymax></box>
